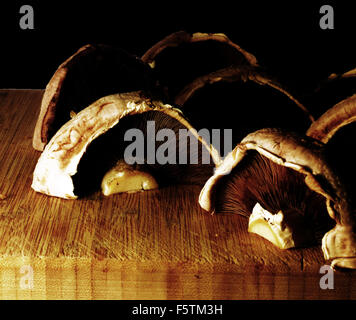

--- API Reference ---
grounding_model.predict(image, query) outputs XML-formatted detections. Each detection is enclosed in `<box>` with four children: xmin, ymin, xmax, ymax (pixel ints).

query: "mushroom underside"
<box><xmin>73</xmin><ymin>110</ymin><xmax>216</xmax><ymax>197</ymax></box>
<box><xmin>213</xmin><ymin>150</ymin><xmax>335</xmax><ymax>245</ymax></box>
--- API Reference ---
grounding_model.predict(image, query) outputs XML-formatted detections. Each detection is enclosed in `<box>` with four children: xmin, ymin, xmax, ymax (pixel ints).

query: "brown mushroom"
<box><xmin>141</xmin><ymin>31</ymin><xmax>258</xmax><ymax>103</ymax></box>
<box><xmin>32</xmin><ymin>91</ymin><xmax>219</xmax><ymax>199</ymax></box>
<box><xmin>307</xmin><ymin>93</ymin><xmax>356</xmax><ymax>144</ymax></box>
<box><xmin>33</xmin><ymin>44</ymin><xmax>159</xmax><ymax>151</ymax></box>
<box><xmin>306</xmin><ymin>94</ymin><xmax>356</xmax><ymax>269</ymax></box>
<box><xmin>199</xmin><ymin>128</ymin><xmax>356</xmax><ymax>269</ymax></box>
<box><xmin>174</xmin><ymin>65</ymin><xmax>314</xmax><ymax>157</ymax></box>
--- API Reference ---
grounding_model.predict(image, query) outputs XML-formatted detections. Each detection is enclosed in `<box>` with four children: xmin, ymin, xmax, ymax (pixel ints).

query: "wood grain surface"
<box><xmin>0</xmin><ymin>89</ymin><xmax>355</xmax><ymax>299</ymax></box>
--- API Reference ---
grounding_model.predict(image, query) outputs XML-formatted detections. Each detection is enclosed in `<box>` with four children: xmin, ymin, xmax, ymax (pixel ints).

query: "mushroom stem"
<box><xmin>248</xmin><ymin>202</ymin><xmax>296</xmax><ymax>249</ymax></box>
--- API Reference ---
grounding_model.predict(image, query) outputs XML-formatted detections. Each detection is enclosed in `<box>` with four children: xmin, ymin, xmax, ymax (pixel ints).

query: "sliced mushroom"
<box><xmin>199</xmin><ymin>128</ymin><xmax>356</xmax><ymax>268</ymax></box>
<box><xmin>141</xmin><ymin>31</ymin><xmax>258</xmax><ymax>102</ymax></box>
<box><xmin>174</xmin><ymin>66</ymin><xmax>314</xmax><ymax>157</ymax></box>
<box><xmin>32</xmin><ymin>91</ymin><xmax>220</xmax><ymax>199</ymax></box>
<box><xmin>33</xmin><ymin>44</ymin><xmax>159</xmax><ymax>151</ymax></box>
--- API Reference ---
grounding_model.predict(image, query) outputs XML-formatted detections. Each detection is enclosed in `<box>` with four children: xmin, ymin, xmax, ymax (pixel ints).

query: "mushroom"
<box><xmin>32</xmin><ymin>91</ymin><xmax>220</xmax><ymax>199</ymax></box>
<box><xmin>306</xmin><ymin>93</ymin><xmax>356</xmax><ymax>269</ymax></box>
<box><xmin>173</xmin><ymin>65</ymin><xmax>314</xmax><ymax>157</ymax></box>
<box><xmin>199</xmin><ymin>128</ymin><xmax>356</xmax><ymax>269</ymax></box>
<box><xmin>306</xmin><ymin>93</ymin><xmax>356</xmax><ymax>204</ymax></box>
<box><xmin>33</xmin><ymin>44</ymin><xmax>159</xmax><ymax>151</ymax></box>
<box><xmin>141</xmin><ymin>31</ymin><xmax>258</xmax><ymax>103</ymax></box>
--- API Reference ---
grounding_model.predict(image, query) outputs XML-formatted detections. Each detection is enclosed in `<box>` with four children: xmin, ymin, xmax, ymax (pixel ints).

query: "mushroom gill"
<box><xmin>73</xmin><ymin>109</ymin><xmax>218</xmax><ymax>198</ymax></box>
<box><xmin>213</xmin><ymin>150</ymin><xmax>333</xmax><ymax>245</ymax></box>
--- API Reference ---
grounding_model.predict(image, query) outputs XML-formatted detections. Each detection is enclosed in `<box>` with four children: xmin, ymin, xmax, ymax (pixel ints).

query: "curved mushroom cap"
<box><xmin>32</xmin><ymin>91</ymin><xmax>220</xmax><ymax>199</ymax></box>
<box><xmin>199</xmin><ymin>128</ymin><xmax>355</xmax><ymax>268</ymax></box>
<box><xmin>175</xmin><ymin>65</ymin><xmax>313</xmax><ymax>121</ymax></box>
<box><xmin>172</xmin><ymin>66</ymin><xmax>314</xmax><ymax>158</ymax></box>
<box><xmin>142</xmin><ymin>31</ymin><xmax>258</xmax><ymax>67</ymax></box>
<box><xmin>141</xmin><ymin>31</ymin><xmax>258</xmax><ymax>102</ymax></box>
<box><xmin>199</xmin><ymin>128</ymin><xmax>339</xmax><ymax>213</ymax></box>
<box><xmin>306</xmin><ymin>93</ymin><xmax>356</xmax><ymax>143</ymax></box>
<box><xmin>33</xmin><ymin>44</ymin><xmax>158</xmax><ymax>151</ymax></box>
<box><xmin>306</xmin><ymin>93</ymin><xmax>356</xmax><ymax>269</ymax></box>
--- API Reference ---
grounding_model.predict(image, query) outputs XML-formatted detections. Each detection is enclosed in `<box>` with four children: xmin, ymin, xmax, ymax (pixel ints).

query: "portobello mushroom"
<box><xmin>199</xmin><ymin>128</ymin><xmax>356</xmax><ymax>269</ymax></box>
<box><xmin>141</xmin><ymin>31</ymin><xmax>258</xmax><ymax>103</ymax></box>
<box><xmin>307</xmin><ymin>94</ymin><xmax>356</xmax><ymax>268</ymax></box>
<box><xmin>32</xmin><ymin>91</ymin><xmax>219</xmax><ymax>199</ymax></box>
<box><xmin>306</xmin><ymin>93</ymin><xmax>356</xmax><ymax>201</ymax></box>
<box><xmin>33</xmin><ymin>44</ymin><xmax>159</xmax><ymax>151</ymax></box>
<box><xmin>174</xmin><ymin>66</ymin><xmax>314</xmax><ymax>157</ymax></box>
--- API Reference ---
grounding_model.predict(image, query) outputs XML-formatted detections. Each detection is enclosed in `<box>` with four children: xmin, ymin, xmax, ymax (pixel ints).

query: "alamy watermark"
<box><xmin>319</xmin><ymin>5</ymin><xmax>334</xmax><ymax>30</ymax></box>
<box><xmin>19</xmin><ymin>265</ymin><xmax>34</xmax><ymax>290</ymax></box>
<box><xmin>123</xmin><ymin>121</ymin><xmax>232</xmax><ymax>166</ymax></box>
<box><xmin>319</xmin><ymin>264</ymin><xmax>334</xmax><ymax>290</ymax></box>
<box><xmin>19</xmin><ymin>5</ymin><xmax>34</xmax><ymax>30</ymax></box>
<box><xmin>15</xmin><ymin>263</ymin><xmax>334</xmax><ymax>291</ymax></box>
<box><xmin>18</xmin><ymin>5</ymin><xmax>335</xmax><ymax>31</ymax></box>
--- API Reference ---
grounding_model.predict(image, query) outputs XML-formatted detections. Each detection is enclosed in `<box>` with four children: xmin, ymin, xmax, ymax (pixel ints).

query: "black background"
<box><xmin>0</xmin><ymin>0</ymin><xmax>355</xmax><ymax>94</ymax></box>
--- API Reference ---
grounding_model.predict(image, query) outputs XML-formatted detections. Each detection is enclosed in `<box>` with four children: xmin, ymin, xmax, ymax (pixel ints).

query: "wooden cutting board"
<box><xmin>0</xmin><ymin>89</ymin><xmax>355</xmax><ymax>300</ymax></box>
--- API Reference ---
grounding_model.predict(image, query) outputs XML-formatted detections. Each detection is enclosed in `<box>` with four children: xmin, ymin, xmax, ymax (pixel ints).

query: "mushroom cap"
<box><xmin>199</xmin><ymin>128</ymin><xmax>339</xmax><ymax>213</ymax></box>
<box><xmin>32</xmin><ymin>91</ymin><xmax>220</xmax><ymax>199</ymax></box>
<box><xmin>306</xmin><ymin>93</ymin><xmax>356</xmax><ymax>143</ymax></box>
<box><xmin>142</xmin><ymin>31</ymin><xmax>258</xmax><ymax>67</ymax></box>
<box><xmin>306</xmin><ymin>89</ymin><xmax>356</xmax><ymax>269</ymax></box>
<box><xmin>141</xmin><ymin>31</ymin><xmax>258</xmax><ymax>102</ymax></box>
<box><xmin>33</xmin><ymin>44</ymin><xmax>158</xmax><ymax>151</ymax></box>
<box><xmin>198</xmin><ymin>128</ymin><xmax>355</xmax><ymax>268</ymax></box>
<box><xmin>172</xmin><ymin>65</ymin><xmax>314</xmax><ymax>160</ymax></box>
<box><xmin>174</xmin><ymin>65</ymin><xmax>314</xmax><ymax>123</ymax></box>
